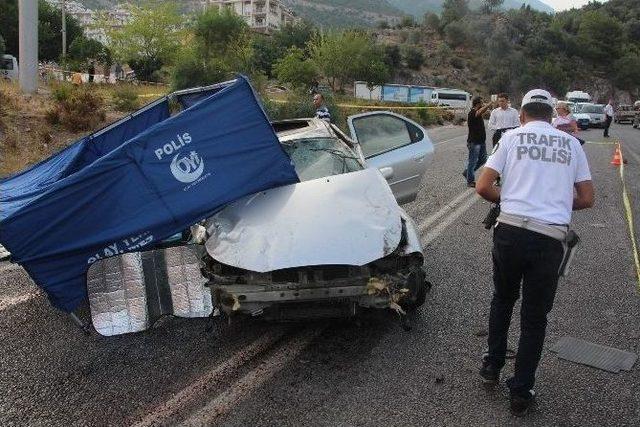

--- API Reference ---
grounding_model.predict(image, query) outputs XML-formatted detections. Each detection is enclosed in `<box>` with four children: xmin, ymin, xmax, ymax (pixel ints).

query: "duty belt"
<box><xmin>497</xmin><ymin>212</ymin><xmax>568</xmax><ymax>241</ymax></box>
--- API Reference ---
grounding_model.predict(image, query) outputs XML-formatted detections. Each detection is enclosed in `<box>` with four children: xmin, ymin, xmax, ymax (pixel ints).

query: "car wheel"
<box><xmin>401</xmin><ymin>268</ymin><xmax>431</xmax><ymax>311</ymax></box>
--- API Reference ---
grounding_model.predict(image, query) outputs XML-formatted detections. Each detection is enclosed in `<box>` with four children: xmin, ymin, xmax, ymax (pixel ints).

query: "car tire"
<box><xmin>401</xmin><ymin>268</ymin><xmax>430</xmax><ymax>311</ymax></box>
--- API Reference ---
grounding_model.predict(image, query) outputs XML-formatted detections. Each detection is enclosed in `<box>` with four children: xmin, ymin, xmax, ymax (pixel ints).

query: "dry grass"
<box><xmin>0</xmin><ymin>81</ymin><xmax>168</xmax><ymax>177</ymax></box>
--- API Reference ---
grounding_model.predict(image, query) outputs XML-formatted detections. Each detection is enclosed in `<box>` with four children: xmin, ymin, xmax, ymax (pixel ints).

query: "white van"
<box><xmin>431</xmin><ymin>88</ymin><xmax>471</xmax><ymax>110</ymax></box>
<box><xmin>0</xmin><ymin>54</ymin><xmax>19</xmax><ymax>81</ymax></box>
<box><xmin>565</xmin><ymin>90</ymin><xmax>591</xmax><ymax>103</ymax></box>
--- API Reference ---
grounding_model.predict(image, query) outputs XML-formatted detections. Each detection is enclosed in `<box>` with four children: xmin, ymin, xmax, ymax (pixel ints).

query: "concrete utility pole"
<box><xmin>62</xmin><ymin>0</ymin><xmax>67</xmax><ymax>59</ymax></box>
<box><xmin>19</xmin><ymin>0</ymin><xmax>38</xmax><ymax>94</ymax></box>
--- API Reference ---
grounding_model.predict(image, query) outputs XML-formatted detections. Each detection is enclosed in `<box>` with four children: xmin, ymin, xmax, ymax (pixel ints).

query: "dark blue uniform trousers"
<box><xmin>486</xmin><ymin>223</ymin><xmax>564</xmax><ymax>397</ymax></box>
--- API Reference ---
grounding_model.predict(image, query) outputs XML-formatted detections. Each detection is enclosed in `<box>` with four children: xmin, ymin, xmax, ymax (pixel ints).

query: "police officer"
<box><xmin>476</xmin><ymin>89</ymin><xmax>594</xmax><ymax>417</ymax></box>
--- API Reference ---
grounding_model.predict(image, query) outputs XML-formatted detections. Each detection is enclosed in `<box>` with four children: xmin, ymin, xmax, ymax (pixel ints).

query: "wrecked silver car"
<box><xmin>86</xmin><ymin>113</ymin><xmax>433</xmax><ymax>335</ymax></box>
<box><xmin>202</xmin><ymin>116</ymin><xmax>433</xmax><ymax>320</ymax></box>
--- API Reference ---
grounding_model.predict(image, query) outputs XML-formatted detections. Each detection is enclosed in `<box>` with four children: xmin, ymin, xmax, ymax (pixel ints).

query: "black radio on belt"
<box><xmin>483</xmin><ymin>204</ymin><xmax>501</xmax><ymax>230</ymax></box>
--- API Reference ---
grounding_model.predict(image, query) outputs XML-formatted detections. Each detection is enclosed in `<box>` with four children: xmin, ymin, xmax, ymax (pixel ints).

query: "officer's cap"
<box><xmin>521</xmin><ymin>89</ymin><xmax>555</xmax><ymax>108</ymax></box>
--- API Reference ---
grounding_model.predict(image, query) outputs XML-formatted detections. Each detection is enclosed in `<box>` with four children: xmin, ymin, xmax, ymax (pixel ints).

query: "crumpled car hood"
<box><xmin>205</xmin><ymin>168</ymin><xmax>402</xmax><ymax>272</ymax></box>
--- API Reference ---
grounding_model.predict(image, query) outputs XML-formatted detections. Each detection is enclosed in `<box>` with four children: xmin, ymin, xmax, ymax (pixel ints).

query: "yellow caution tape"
<box><xmin>617</xmin><ymin>141</ymin><xmax>640</xmax><ymax>291</ymax></box>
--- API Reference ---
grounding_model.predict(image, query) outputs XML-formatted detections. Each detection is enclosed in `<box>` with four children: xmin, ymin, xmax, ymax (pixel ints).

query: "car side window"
<box><xmin>352</xmin><ymin>114</ymin><xmax>415</xmax><ymax>158</ymax></box>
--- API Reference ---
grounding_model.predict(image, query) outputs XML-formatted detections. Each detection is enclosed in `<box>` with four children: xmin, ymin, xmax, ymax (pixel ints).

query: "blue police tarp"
<box><xmin>0</xmin><ymin>76</ymin><xmax>299</xmax><ymax>311</ymax></box>
<box><xmin>0</xmin><ymin>98</ymin><xmax>170</xmax><ymax>220</ymax></box>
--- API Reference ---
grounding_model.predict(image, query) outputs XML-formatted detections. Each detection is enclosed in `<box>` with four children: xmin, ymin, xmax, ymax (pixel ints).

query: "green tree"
<box><xmin>398</xmin><ymin>15</ymin><xmax>417</xmax><ymax>28</ymax></box>
<box><xmin>69</xmin><ymin>37</ymin><xmax>111</xmax><ymax>64</ymax></box>
<box><xmin>577</xmin><ymin>10</ymin><xmax>624</xmax><ymax>63</ymax></box>
<box><xmin>423</xmin><ymin>12</ymin><xmax>441</xmax><ymax>33</ymax></box>
<box><xmin>481</xmin><ymin>0</ymin><xmax>504</xmax><ymax>14</ymax></box>
<box><xmin>361</xmin><ymin>59</ymin><xmax>389</xmax><ymax>96</ymax></box>
<box><xmin>0</xmin><ymin>34</ymin><xmax>5</xmax><ymax>56</ymax></box>
<box><xmin>252</xmin><ymin>35</ymin><xmax>282</xmax><ymax>78</ymax></box>
<box><xmin>0</xmin><ymin>0</ymin><xmax>83</xmax><ymax>60</ymax></box>
<box><xmin>309</xmin><ymin>31</ymin><xmax>388</xmax><ymax>93</ymax></box>
<box><xmin>106</xmin><ymin>2</ymin><xmax>182</xmax><ymax>81</ymax></box>
<box><xmin>444</xmin><ymin>21</ymin><xmax>468</xmax><ymax>48</ymax></box>
<box><xmin>624</xmin><ymin>19</ymin><xmax>640</xmax><ymax>41</ymax></box>
<box><xmin>252</xmin><ymin>21</ymin><xmax>315</xmax><ymax>77</ymax></box>
<box><xmin>401</xmin><ymin>44</ymin><xmax>424</xmax><ymax>70</ymax></box>
<box><xmin>171</xmin><ymin>7</ymin><xmax>253</xmax><ymax>89</ymax></box>
<box><xmin>441</xmin><ymin>0</ymin><xmax>469</xmax><ymax>26</ymax></box>
<box><xmin>273</xmin><ymin>47</ymin><xmax>318</xmax><ymax>89</ymax></box>
<box><xmin>272</xmin><ymin>21</ymin><xmax>315</xmax><ymax>52</ymax></box>
<box><xmin>383</xmin><ymin>44</ymin><xmax>401</xmax><ymax>69</ymax></box>
<box><xmin>613</xmin><ymin>53</ymin><xmax>640</xmax><ymax>91</ymax></box>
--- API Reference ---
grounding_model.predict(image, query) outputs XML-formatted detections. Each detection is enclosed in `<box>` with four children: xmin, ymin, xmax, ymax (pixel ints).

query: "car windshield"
<box><xmin>582</xmin><ymin>105</ymin><xmax>604</xmax><ymax>113</ymax></box>
<box><xmin>281</xmin><ymin>137</ymin><xmax>363</xmax><ymax>181</ymax></box>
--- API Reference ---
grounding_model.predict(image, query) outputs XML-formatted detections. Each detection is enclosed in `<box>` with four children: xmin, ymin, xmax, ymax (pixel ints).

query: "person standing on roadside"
<box><xmin>88</xmin><ymin>61</ymin><xmax>95</xmax><ymax>84</ymax></box>
<box><xmin>488</xmin><ymin>93</ymin><xmax>520</xmax><ymax>185</ymax></box>
<box><xmin>553</xmin><ymin>102</ymin><xmax>584</xmax><ymax>145</ymax></box>
<box><xmin>604</xmin><ymin>99</ymin><xmax>614</xmax><ymax>138</ymax></box>
<box><xmin>464</xmin><ymin>96</ymin><xmax>493</xmax><ymax>187</ymax></box>
<box><xmin>313</xmin><ymin>93</ymin><xmax>331</xmax><ymax>122</ymax></box>
<box><xmin>476</xmin><ymin>89</ymin><xmax>594</xmax><ymax>417</ymax></box>
<box><xmin>488</xmin><ymin>93</ymin><xmax>521</xmax><ymax>148</ymax></box>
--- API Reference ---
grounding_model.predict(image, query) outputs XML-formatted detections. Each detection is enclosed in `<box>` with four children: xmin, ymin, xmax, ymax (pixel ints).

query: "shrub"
<box><xmin>445</xmin><ymin>21</ymin><xmax>468</xmax><ymax>48</ymax></box>
<box><xmin>441</xmin><ymin>110</ymin><xmax>455</xmax><ymax>122</ymax></box>
<box><xmin>423</xmin><ymin>12</ymin><xmax>441</xmax><ymax>33</ymax></box>
<box><xmin>450</xmin><ymin>56</ymin><xmax>465</xmax><ymax>69</ymax></box>
<box><xmin>112</xmin><ymin>86</ymin><xmax>139</xmax><ymax>112</ymax></box>
<box><xmin>47</xmin><ymin>87</ymin><xmax>105</xmax><ymax>131</ymax></box>
<box><xmin>401</xmin><ymin>45</ymin><xmax>425</xmax><ymax>70</ymax></box>
<box><xmin>50</xmin><ymin>82</ymin><xmax>73</xmax><ymax>103</ymax></box>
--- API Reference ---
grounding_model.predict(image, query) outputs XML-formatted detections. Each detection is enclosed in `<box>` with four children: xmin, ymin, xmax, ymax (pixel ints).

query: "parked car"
<box><xmin>0</xmin><ymin>54</ymin><xmax>18</xmax><ymax>81</ymax></box>
<box><xmin>633</xmin><ymin>101</ymin><xmax>640</xmax><ymax>129</ymax></box>
<box><xmin>572</xmin><ymin>103</ymin><xmax>592</xmax><ymax>130</ymax></box>
<box><xmin>614</xmin><ymin>105</ymin><xmax>635</xmax><ymax>124</ymax></box>
<box><xmin>580</xmin><ymin>104</ymin><xmax>607</xmax><ymax>128</ymax></box>
<box><xmin>202</xmin><ymin>115</ymin><xmax>433</xmax><ymax>320</ymax></box>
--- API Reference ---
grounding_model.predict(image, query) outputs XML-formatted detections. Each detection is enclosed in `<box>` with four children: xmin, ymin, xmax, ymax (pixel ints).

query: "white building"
<box><xmin>44</xmin><ymin>0</ymin><xmax>132</xmax><ymax>44</ymax></box>
<box><xmin>208</xmin><ymin>0</ymin><xmax>297</xmax><ymax>33</ymax></box>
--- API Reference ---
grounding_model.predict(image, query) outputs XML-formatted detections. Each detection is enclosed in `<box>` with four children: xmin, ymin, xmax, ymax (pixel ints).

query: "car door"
<box><xmin>347</xmin><ymin>111</ymin><xmax>433</xmax><ymax>204</ymax></box>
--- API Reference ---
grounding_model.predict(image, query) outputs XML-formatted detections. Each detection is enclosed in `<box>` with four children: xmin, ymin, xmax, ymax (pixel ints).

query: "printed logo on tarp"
<box><xmin>155</xmin><ymin>132</ymin><xmax>210</xmax><ymax>189</ymax></box>
<box><xmin>170</xmin><ymin>151</ymin><xmax>204</xmax><ymax>183</ymax></box>
<box><xmin>87</xmin><ymin>231</ymin><xmax>154</xmax><ymax>264</ymax></box>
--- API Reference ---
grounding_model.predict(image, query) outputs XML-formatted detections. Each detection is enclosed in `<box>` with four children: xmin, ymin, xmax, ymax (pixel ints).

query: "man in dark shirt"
<box><xmin>464</xmin><ymin>96</ymin><xmax>493</xmax><ymax>187</ymax></box>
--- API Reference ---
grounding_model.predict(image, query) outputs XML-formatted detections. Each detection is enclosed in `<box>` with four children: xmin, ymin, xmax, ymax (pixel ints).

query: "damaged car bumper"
<box><xmin>207</xmin><ymin>254</ymin><xmax>426</xmax><ymax>320</ymax></box>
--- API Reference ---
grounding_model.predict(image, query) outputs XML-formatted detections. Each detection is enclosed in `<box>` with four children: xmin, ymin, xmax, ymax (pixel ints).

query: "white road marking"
<box><xmin>136</xmin><ymin>131</ymin><xmax>480</xmax><ymax>425</ymax></box>
<box><xmin>434</xmin><ymin>134</ymin><xmax>465</xmax><ymax>146</ymax></box>
<box><xmin>417</xmin><ymin>188</ymin><xmax>476</xmax><ymax>234</ymax></box>
<box><xmin>422</xmin><ymin>193</ymin><xmax>482</xmax><ymax>246</ymax></box>
<box><xmin>181</xmin><ymin>328</ymin><xmax>321</xmax><ymax>426</ymax></box>
<box><xmin>0</xmin><ymin>293</ymin><xmax>39</xmax><ymax>312</ymax></box>
<box><xmin>133</xmin><ymin>330</ymin><xmax>287</xmax><ymax>427</ymax></box>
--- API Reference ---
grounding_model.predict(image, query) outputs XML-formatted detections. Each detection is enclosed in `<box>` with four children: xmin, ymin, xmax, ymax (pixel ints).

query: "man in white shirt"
<box><xmin>488</xmin><ymin>93</ymin><xmax>521</xmax><ymax>148</ymax></box>
<box><xmin>603</xmin><ymin>99</ymin><xmax>614</xmax><ymax>137</ymax></box>
<box><xmin>475</xmin><ymin>89</ymin><xmax>594</xmax><ymax>417</ymax></box>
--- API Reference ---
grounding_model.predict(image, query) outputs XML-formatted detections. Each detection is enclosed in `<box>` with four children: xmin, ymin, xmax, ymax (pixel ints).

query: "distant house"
<box><xmin>207</xmin><ymin>0</ymin><xmax>297</xmax><ymax>33</ymax></box>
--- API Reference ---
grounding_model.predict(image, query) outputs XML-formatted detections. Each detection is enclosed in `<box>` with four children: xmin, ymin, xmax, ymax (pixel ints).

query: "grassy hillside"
<box><xmin>375</xmin><ymin>0</ymin><xmax>640</xmax><ymax>103</ymax></box>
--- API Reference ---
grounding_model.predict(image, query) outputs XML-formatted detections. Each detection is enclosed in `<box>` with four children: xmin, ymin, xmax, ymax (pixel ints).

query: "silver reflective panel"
<box><xmin>87</xmin><ymin>245</ymin><xmax>212</xmax><ymax>336</ymax></box>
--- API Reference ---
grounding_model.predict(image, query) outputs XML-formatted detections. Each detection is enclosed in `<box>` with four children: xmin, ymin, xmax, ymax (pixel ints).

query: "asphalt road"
<box><xmin>1</xmin><ymin>123</ymin><xmax>639</xmax><ymax>426</ymax></box>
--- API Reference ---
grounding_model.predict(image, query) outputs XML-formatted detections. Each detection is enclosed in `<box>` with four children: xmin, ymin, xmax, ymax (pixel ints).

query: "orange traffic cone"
<box><xmin>611</xmin><ymin>147</ymin><xmax>622</xmax><ymax>166</ymax></box>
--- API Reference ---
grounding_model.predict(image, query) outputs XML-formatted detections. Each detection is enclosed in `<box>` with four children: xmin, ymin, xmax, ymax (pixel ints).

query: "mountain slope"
<box><xmin>386</xmin><ymin>0</ymin><xmax>554</xmax><ymax>16</ymax></box>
